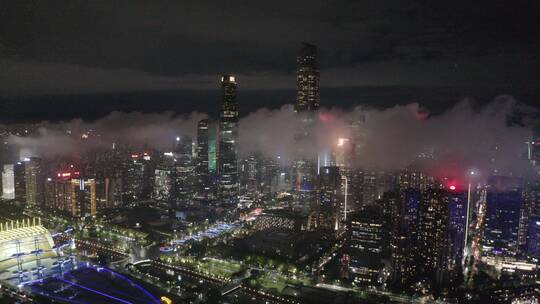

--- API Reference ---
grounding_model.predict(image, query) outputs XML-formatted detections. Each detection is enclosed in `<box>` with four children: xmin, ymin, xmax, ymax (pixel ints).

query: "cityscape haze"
<box><xmin>1</xmin><ymin>2</ymin><xmax>540</xmax><ymax>304</ymax></box>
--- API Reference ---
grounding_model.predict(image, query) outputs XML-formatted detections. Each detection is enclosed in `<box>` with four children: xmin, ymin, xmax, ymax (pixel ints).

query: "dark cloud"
<box><xmin>1</xmin><ymin>0</ymin><xmax>539</xmax><ymax>103</ymax></box>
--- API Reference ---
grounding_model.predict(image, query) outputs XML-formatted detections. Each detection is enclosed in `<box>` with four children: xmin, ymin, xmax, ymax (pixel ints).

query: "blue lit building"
<box><xmin>482</xmin><ymin>176</ymin><xmax>524</xmax><ymax>257</ymax></box>
<box><xmin>527</xmin><ymin>215</ymin><xmax>540</xmax><ymax>259</ymax></box>
<box><xmin>448</xmin><ymin>191</ymin><xmax>466</xmax><ymax>270</ymax></box>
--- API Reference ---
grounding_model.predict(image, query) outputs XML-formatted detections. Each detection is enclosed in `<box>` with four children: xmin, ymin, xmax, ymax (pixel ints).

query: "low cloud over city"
<box><xmin>6</xmin><ymin>95</ymin><xmax>536</xmax><ymax>180</ymax></box>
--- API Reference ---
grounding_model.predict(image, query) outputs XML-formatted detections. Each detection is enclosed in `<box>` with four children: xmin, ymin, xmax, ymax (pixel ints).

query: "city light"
<box><xmin>0</xmin><ymin>7</ymin><xmax>536</xmax><ymax>303</ymax></box>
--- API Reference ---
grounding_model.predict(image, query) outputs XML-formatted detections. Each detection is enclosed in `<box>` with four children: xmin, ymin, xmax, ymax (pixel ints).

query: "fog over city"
<box><xmin>6</xmin><ymin>95</ymin><xmax>536</xmax><ymax>180</ymax></box>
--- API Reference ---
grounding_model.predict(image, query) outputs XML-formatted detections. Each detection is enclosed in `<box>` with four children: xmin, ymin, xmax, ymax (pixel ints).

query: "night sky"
<box><xmin>1</xmin><ymin>1</ymin><xmax>539</xmax><ymax>122</ymax></box>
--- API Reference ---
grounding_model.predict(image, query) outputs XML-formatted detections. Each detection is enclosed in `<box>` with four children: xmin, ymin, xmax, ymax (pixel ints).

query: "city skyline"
<box><xmin>1</xmin><ymin>2</ymin><xmax>540</xmax><ymax>304</ymax></box>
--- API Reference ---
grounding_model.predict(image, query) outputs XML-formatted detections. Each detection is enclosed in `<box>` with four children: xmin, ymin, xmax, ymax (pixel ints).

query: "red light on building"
<box><xmin>319</xmin><ymin>112</ymin><xmax>334</xmax><ymax>122</ymax></box>
<box><xmin>449</xmin><ymin>185</ymin><xmax>456</xmax><ymax>191</ymax></box>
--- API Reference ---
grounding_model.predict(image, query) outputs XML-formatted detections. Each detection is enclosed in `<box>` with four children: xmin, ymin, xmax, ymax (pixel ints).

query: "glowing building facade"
<box><xmin>218</xmin><ymin>75</ymin><xmax>239</xmax><ymax>203</ymax></box>
<box><xmin>45</xmin><ymin>173</ymin><xmax>97</xmax><ymax>218</ymax></box>
<box><xmin>295</xmin><ymin>43</ymin><xmax>319</xmax><ymax>112</ymax></box>
<box><xmin>482</xmin><ymin>176</ymin><xmax>523</xmax><ymax>257</ymax></box>
<box><xmin>2</xmin><ymin>164</ymin><xmax>15</xmax><ymax>199</ymax></box>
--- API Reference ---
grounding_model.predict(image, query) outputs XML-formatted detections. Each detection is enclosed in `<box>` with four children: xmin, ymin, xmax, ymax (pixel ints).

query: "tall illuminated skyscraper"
<box><xmin>482</xmin><ymin>176</ymin><xmax>523</xmax><ymax>257</ymax></box>
<box><xmin>309</xmin><ymin>166</ymin><xmax>342</xmax><ymax>232</ymax></box>
<box><xmin>173</xmin><ymin>136</ymin><xmax>195</xmax><ymax>207</ymax></box>
<box><xmin>293</xmin><ymin>43</ymin><xmax>319</xmax><ymax>210</ymax></box>
<box><xmin>295</xmin><ymin>43</ymin><xmax>320</xmax><ymax>112</ymax></box>
<box><xmin>2</xmin><ymin>164</ymin><xmax>15</xmax><ymax>200</ymax></box>
<box><xmin>25</xmin><ymin>157</ymin><xmax>43</xmax><ymax>208</ymax></box>
<box><xmin>218</xmin><ymin>75</ymin><xmax>239</xmax><ymax>203</ymax></box>
<box><xmin>418</xmin><ymin>188</ymin><xmax>450</xmax><ymax>283</ymax></box>
<box><xmin>196</xmin><ymin>119</ymin><xmax>210</xmax><ymax>198</ymax></box>
<box><xmin>14</xmin><ymin>161</ymin><xmax>26</xmax><ymax>204</ymax></box>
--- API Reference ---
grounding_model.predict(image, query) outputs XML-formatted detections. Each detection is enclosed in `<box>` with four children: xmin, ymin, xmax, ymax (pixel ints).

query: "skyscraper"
<box><xmin>25</xmin><ymin>157</ymin><xmax>44</xmax><ymax>208</ymax></box>
<box><xmin>390</xmin><ymin>189</ymin><xmax>420</xmax><ymax>287</ymax></box>
<box><xmin>174</xmin><ymin>136</ymin><xmax>195</xmax><ymax>207</ymax></box>
<box><xmin>448</xmin><ymin>190</ymin><xmax>466</xmax><ymax>272</ymax></box>
<box><xmin>348</xmin><ymin>205</ymin><xmax>386</xmax><ymax>287</ymax></box>
<box><xmin>309</xmin><ymin>166</ymin><xmax>342</xmax><ymax>232</ymax></box>
<box><xmin>196</xmin><ymin>119</ymin><xmax>210</xmax><ymax>198</ymax></box>
<box><xmin>418</xmin><ymin>188</ymin><xmax>450</xmax><ymax>283</ymax></box>
<box><xmin>218</xmin><ymin>75</ymin><xmax>239</xmax><ymax>203</ymax></box>
<box><xmin>295</xmin><ymin>43</ymin><xmax>320</xmax><ymax>112</ymax></box>
<box><xmin>45</xmin><ymin>172</ymin><xmax>96</xmax><ymax>218</ymax></box>
<box><xmin>14</xmin><ymin>161</ymin><xmax>26</xmax><ymax>204</ymax></box>
<box><xmin>2</xmin><ymin>164</ymin><xmax>15</xmax><ymax>200</ymax></box>
<box><xmin>482</xmin><ymin>176</ymin><xmax>524</xmax><ymax>257</ymax></box>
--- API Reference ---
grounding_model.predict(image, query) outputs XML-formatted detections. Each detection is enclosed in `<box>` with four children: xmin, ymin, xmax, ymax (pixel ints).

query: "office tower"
<box><xmin>196</xmin><ymin>119</ymin><xmax>210</xmax><ymax>198</ymax></box>
<box><xmin>123</xmin><ymin>156</ymin><xmax>145</xmax><ymax>201</ymax></box>
<box><xmin>45</xmin><ymin>172</ymin><xmax>96</xmax><ymax>217</ymax></box>
<box><xmin>218</xmin><ymin>75</ymin><xmax>239</xmax><ymax>203</ymax></box>
<box><xmin>389</xmin><ymin>189</ymin><xmax>420</xmax><ymax>287</ymax></box>
<box><xmin>103</xmin><ymin>174</ymin><xmax>122</xmax><ymax>209</ymax></box>
<box><xmin>448</xmin><ymin>190</ymin><xmax>466</xmax><ymax>272</ymax></box>
<box><xmin>240</xmin><ymin>154</ymin><xmax>259</xmax><ymax>195</ymax></box>
<box><xmin>309</xmin><ymin>166</ymin><xmax>341</xmax><ymax>232</ymax></box>
<box><xmin>527</xmin><ymin>215</ymin><xmax>540</xmax><ymax>258</ymax></box>
<box><xmin>292</xmin><ymin>43</ymin><xmax>319</xmax><ymax>209</ymax></box>
<box><xmin>258</xmin><ymin>157</ymin><xmax>278</xmax><ymax>194</ymax></box>
<box><xmin>482</xmin><ymin>176</ymin><xmax>524</xmax><ymax>257</ymax></box>
<box><xmin>418</xmin><ymin>188</ymin><xmax>450</xmax><ymax>282</ymax></box>
<box><xmin>348</xmin><ymin>168</ymin><xmax>364</xmax><ymax>211</ymax></box>
<box><xmin>527</xmin><ymin>130</ymin><xmax>540</xmax><ymax>166</ymax></box>
<box><xmin>398</xmin><ymin>168</ymin><xmax>433</xmax><ymax>192</ymax></box>
<box><xmin>25</xmin><ymin>157</ymin><xmax>43</xmax><ymax>208</ymax></box>
<box><xmin>207</xmin><ymin>121</ymin><xmax>218</xmax><ymax>174</ymax></box>
<box><xmin>292</xmin><ymin>159</ymin><xmax>317</xmax><ymax>206</ymax></box>
<box><xmin>295</xmin><ymin>43</ymin><xmax>320</xmax><ymax>112</ymax></box>
<box><xmin>347</xmin><ymin>205</ymin><xmax>386</xmax><ymax>287</ymax></box>
<box><xmin>348</xmin><ymin>115</ymin><xmax>366</xmax><ymax>166</ymax></box>
<box><xmin>2</xmin><ymin>164</ymin><xmax>15</xmax><ymax>199</ymax></box>
<box><xmin>362</xmin><ymin>171</ymin><xmax>378</xmax><ymax>205</ymax></box>
<box><xmin>140</xmin><ymin>152</ymin><xmax>156</xmax><ymax>200</ymax></box>
<box><xmin>174</xmin><ymin>136</ymin><xmax>195</xmax><ymax>207</ymax></box>
<box><xmin>333</xmin><ymin>138</ymin><xmax>353</xmax><ymax>168</ymax></box>
<box><xmin>154</xmin><ymin>167</ymin><xmax>173</xmax><ymax>201</ymax></box>
<box><xmin>14</xmin><ymin>161</ymin><xmax>26</xmax><ymax>204</ymax></box>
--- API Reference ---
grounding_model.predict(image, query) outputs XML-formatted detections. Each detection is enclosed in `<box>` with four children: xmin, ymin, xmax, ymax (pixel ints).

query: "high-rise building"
<box><xmin>207</xmin><ymin>121</ymin><xmax>218</xmax><ymax>174</ymax></box>
<box><xmin>218</xmin><ymin>75</ymin><xmax>239</xmax><ymax>204</ymax></box>
<box><xmin>14</xmin><ymin>161</ymin><xmax>26</xmax><ymax>204</ymax></box>
<box><xmin>527</xmin><ymin>215</ymin><xmax>540</xmax><ymax>259</ymax></box>
<box><xmin>448</xmin><ymin>190</ymin><xmax>466</xmax><ymax>272</ymax></box>
<box><xmin>240</xmin><ymin>154</ymin><xmax>259</xmax><ymax>195</ymax></box>
<box><xmin>123</xmin><ymin>156</ymin><xmax>145</xmax><ymax>201</ymax></box>
<box><xmin>173</xmin><ymin>136</ymin><xmax>195</xmax><ymax>207</ymax></box>
<box><xmin>347</xmin><ymin>205</ymin><xmax>386</xmax><ymax>287</ymax></box>
<box><xmin>154</xmin><ymin>167</ymin><xmax>173</xmax><ymax>202</ymax></box>
<box><xmin>45</xmin><ymin>172</ymin><xmax>96</xmax><ymax>218</ymax></box>
<box><xmin>418</xmin><ymin>188</ymin><xmax>450</xmax><ymax>283</ymax></box>
<box><xmin>295</xmin><ymin>43</ymin><xmax>320</xmax><ymax>112</ymax></box>
<box><xmin>482</xmin><ymin>176</ymin><xmax>524</xmax><ymax>257</ymax></box>
<box><xmin>309</xmin><ymin>166</ymin><xmax>341</xmax><ymax>232</ymax></box>
<box><xmin>25</xmin><ymin>157</ymin><xmax>43</xmax><ymax>208</ymax></box>
<box><xmin>2</xmin><ymin>164</ymin><xmax>15</xmax><ymax>200</ymax></box>
<box><xmin>196</xmin><ymin>119</ymin><xmax>211</xmax><ymax>198</ymax></box>
<box><xmin>390</xmin><ymin>189</ymin><xmax>420</xmax><ymax>287</ymax></box>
